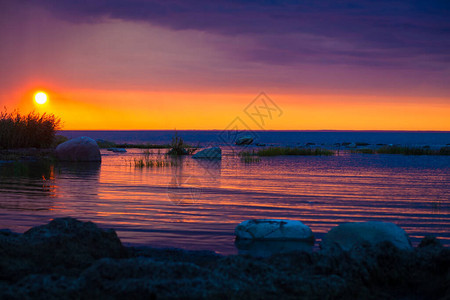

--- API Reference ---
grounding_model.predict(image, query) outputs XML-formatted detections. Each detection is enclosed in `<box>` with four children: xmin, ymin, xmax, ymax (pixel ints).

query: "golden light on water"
<box><xmin>34</xmin><ymin>92</ymin><xmax>48</xmax><ymax>105</ymax></box>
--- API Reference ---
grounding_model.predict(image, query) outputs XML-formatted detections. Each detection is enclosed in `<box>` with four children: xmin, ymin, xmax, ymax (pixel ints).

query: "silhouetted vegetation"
<box><xmin>352</xmin><ymin>146</ymin><xmax>450</xmax><ymax>156</ymax></box>
<box><xmin>52</xmin><ymin>135</ymin><xmax>69</xmax><ymax>148</ymax></box>
<box><xmin>0</xmin><ymin>109</ymin><xmax>61</xmax><ymax>149</ymax></box>
<box><xmin>377</xmin><ymin>146</ymin><xmax>434</xmax><ymax>155</ymax></box>
<box><xmin>350</xmin><ymin>148</ymin><xmax>376</xmax><ymax>154</ymax></box>
<box><xmin>252</xmin><ymin>147</ymin><xmax>335</xmax><ymax>156</ymax></box>
<box><xmin>167</xmin><ymin>131</ymin><xmax>197</xmax><ymax>155</ymax></box>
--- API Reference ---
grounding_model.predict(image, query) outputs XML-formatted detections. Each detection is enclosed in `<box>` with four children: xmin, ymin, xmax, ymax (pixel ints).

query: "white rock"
<box><xmin>321</xmin><ymin>221</ymin><xmax>412</xmax><ymax>251</ymax></box>
<box><xmin>235</xmin><ymin>219</ymin><xmax>314</xmax><ymax>241</ymax></box>
<box><xmin>192</xmin><ymin>147</ymin><xmax>221</xmax><ymax>159</ymax></box>
<box><xmin>56</xmin><ymin>136</ymin><xmax>101</xmax><ymax>162</ymax></box>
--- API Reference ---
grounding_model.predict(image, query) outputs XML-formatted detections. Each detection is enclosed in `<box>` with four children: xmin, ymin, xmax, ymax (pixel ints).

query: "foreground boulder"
<box><xmin>235</xmin><ymin>239</ymin><xmax>314</xmax><ymax>257</ymax></box>
<box><xmin>56</xmin><ymin>136</ymin><xmax>101</xmax><ymax>162</ymax></box>
<box><xmin>192</xmin><ymin>147</ymin><xmax>222</xmax><ymax>159</ymax></box>
<box><xmin>235</xmin><ymin>219</ymin><xmax>314</xmax><ymax>242</ymax></box>
<box><xmin>321</xmin><ymin>221</ymin><xmax>412</xmax><ymax>251</ymax></box>
<box><xmin>0</xmin><ymin>218</ymin><xmax>126</xmax><ymax>282</ymax></box>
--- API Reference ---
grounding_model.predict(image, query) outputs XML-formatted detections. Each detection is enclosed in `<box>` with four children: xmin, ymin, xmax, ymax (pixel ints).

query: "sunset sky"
<box><xmin>1</xmin><ymin>0</ymin><xmax>449</xmax><ymax>130</ymax></box>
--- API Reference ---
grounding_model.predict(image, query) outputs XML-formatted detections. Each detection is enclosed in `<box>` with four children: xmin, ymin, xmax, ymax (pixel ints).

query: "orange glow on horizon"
<box><xmin>10</xmin><ymin>88</ymin><xmax>450</xmax><ymax>131</ymax></box>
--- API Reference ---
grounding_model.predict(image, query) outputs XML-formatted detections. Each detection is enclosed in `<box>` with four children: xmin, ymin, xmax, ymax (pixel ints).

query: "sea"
<box><xmin>0</xmin><ymin>130</ymin><xmax>449</xmax><ymax>255</ymax></box>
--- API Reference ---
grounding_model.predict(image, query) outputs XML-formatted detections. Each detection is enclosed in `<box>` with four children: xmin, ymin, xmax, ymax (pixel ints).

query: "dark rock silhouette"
<box><xmin>1</xmin><ymin>218</ymin><xmax>448</xmax><ymax>299</ymax></box>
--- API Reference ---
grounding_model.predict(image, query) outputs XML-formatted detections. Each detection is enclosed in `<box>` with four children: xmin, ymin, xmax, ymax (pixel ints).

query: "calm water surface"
<box><xmin>0</xmin><ymin>149</ymin><xmax>448</xmax><ymax>254</ymax></box>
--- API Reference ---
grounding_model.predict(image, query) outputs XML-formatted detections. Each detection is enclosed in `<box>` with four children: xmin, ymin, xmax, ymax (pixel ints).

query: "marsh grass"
<box><xmin>253</xmin><ymin>147</ymin><xmax>335</xmax><ymax>156</ymax></box>
<box><xmin>352</xmin><ymin>146</ymin><xmax>449</xmax><ymax>155</ymax></box>
<box><xmin>238</xmin><ymin>150</ymin><xmax>261</xmax><ymax>163</ymax></box>
<box><xmin>0</xmin><ymin>109</ymin><xmax>61</xmax><ymax>149</ymax></box>
<box><xmin>350</xmin><ymin>148</ymin><xmax>376</xmax><ymax>154</ymax></box>
<box><xmin>377</xmin><ymin>146</ymin><xmax>449</xmax><ymax>155</ymax></box>
<box><xmin>377</xmin><ymin>146</ymin><xmax>432</xmax><ymax>155</ymax></box>
<box><xmin>130</xmin><ymin>149</ymin><xmax>179</xmax><ymax>168</ymax></box>
<box><xmin>241</xmin><ymin>156</ymin><xmax>261</xmax><ymax>163</ymax></box>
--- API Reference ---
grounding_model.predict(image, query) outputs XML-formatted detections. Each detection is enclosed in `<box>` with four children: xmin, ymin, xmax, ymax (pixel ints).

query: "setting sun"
<box><xmin>34</xmin><ymin>92</ymin><xmax>47</xmax><ymax>105</ymax></box>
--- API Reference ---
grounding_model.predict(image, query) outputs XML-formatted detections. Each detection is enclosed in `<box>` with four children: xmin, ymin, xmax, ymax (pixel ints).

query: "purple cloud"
<box><xmin>22</xmin><ymin>0</ymin><xmax>449</xmax><ymax>70</ymax></box>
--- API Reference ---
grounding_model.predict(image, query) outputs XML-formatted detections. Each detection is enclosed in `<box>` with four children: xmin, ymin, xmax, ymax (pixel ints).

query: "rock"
<box><xmin>0</xmin><ymin>218</ymin><xmax>449</xmax><ymax>300</ymax></box>
<box><xmin>235</xmin><ymin>219</ymin><xmax>314</xmax><ymax>242</ymax></box>
<box><xmin>56</xmin><ymin>136</ymin><xmax>101</xmax><ymax>162</ymax></box>
<box><xmin>321</xmin><ymin>221</ymin><xmax>412</xmax><ymax>251</ymax></box>
<box><xmin>235</xmin><ymin>135</ymin><xmax>254</xmax><ymax>145</ymax></box>
<box><xmin>192</xmin><ymin>147</ymin><xmax>221</xmax><ymax>159</ymax></box>
<box><xmin>23</xmin><ymin>218</ymin><xmax>126</xmax><ymax>263</ymax></box>
<box><xmin>0</xmin><ymin>218</ymin><xmax>126</xmax><ymax>282</ymax></box>
<box><xmin>107</xmin><ymin>148</ymin><xmax>127</xmax><ymax>153</ymax></box>
<box><xmin>235</xmin><ymin>239</ymin><xmax>314</xmax><ymax>257</ymax></box>
<box><xmin>346</xmin><ymin>142</ymin><xmax>357</xmax><ymax>148</ymax></box>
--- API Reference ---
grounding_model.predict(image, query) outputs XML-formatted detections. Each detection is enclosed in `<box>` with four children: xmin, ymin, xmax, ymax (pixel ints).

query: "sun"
<box><xmin>34</xmin><ymin>92</ymin><xmax>48</xmax><ymax>105</ymax></box>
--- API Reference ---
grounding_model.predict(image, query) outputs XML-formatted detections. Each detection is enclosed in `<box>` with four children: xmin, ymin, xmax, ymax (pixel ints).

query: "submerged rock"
<box><xmin>192</xmin><ymin>147</ymin><xmax>222</xmax><ymax>159</ymax></box>
<box><xmin>107</xmin><ymin>148</ymin><xmax>127</xmax><ymax>153</ymax></box>
<box><xmin>56</xmin><ymin>136</ymin><xmax>101</xmax><ymax>162</ymax></box>
<box><xmin>235</xmin><ymin>219</ymin><xmax>314</xmax><ymax>242</ymax></box>
<box><xmin>321</xmin><ymin>221</ymin><xmax>412</xmax><ymax>251</ymax></box>
<box><xmin>235</xmin><ymin>135</ymin><xmax>254</xmax><ymax>145</ymax></box>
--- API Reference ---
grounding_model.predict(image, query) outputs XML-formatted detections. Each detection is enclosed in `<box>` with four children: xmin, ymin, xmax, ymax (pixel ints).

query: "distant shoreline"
<box><xmin>60</xmin><ymin>129</ymin><xmax>450</xmax><ymax>133</ymax></box>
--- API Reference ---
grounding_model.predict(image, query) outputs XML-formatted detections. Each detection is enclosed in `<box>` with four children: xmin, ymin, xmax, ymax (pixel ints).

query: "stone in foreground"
<box><xmin>56</xmin><ymin>136</ymin><xmax>101</xmax><ymax>162</ymax></box>
<box><xmin>192</xmin><ymin>147</ymin><xmax>222</xmax><ymax>159</ymax></box>
<box><xmin>235</xmin><ymin>239</ymin><xmax>314</xmax><ymax>257</ymax></box>
<box><xmin>235</xmin><ymin>219</ymin><xmax>314</xmax><ymax>242</ymax></box>
<box><xmin>321</xmin><ymin>221</ymin><xmax>412</xmax><ymax>251</ymax></box>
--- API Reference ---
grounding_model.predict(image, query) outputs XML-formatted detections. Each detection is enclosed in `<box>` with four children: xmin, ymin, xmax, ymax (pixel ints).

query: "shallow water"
<box><xmin>0</xmin><ymin>149</ymin><xmax>448</xmax><ymax>255</ymax></box>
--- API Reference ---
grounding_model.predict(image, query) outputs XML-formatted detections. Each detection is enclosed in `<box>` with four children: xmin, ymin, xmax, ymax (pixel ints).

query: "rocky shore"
<box><xmin>1</xmin><ymin>218</ymin><xmax>448</xmax><ymax>299</ymax></box>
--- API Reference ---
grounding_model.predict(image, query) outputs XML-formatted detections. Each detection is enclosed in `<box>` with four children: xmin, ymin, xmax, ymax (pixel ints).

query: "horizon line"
<box><xmin>59</xmin><ymin>129</ymin><xmax>450</xmax><ymax>133</ymax></box>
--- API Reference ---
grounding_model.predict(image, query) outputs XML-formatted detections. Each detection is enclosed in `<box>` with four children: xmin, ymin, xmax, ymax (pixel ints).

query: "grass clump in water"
<box><xmin>241</xmin><ymin>156</ymin><xmax>261</xmax><ymax>163</ymax></box>
<box><xmin>239</xmin><ymin>151</ymin><xmax>261</xmax><ymax>163</ymax></box>
<box><xmin>351</xmin><ymin>148</ymin><xmax>376</xmax><ymax>154</ymax></box>
<box><xmin>131</xmin><ymin>150</ymin><xmax>178</xmax><ymax>168</ymax></box>
<box><xmin>167</xmin><ymin>131</ymin><xmax>197</xmax><ymax>155</ymax></box>
<box><xmin>0</xmin><ymin>109</ymin><xmax>61</xmax><ymax>149</ymax></box>
<box><xmin>254</xmin><ymin>147</ymin><xmax>335</xmax><ymax>156</ymax></box>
